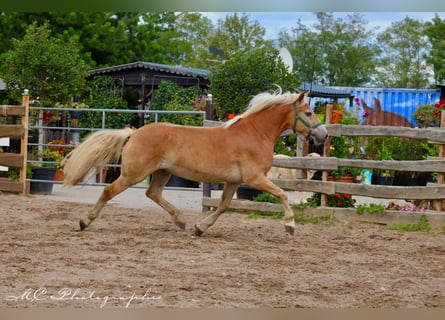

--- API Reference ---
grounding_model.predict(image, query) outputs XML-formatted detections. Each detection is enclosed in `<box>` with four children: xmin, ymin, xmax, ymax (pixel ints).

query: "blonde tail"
<box><xmin>63</xmin><ymin>128</ymin><xmax>134</xmax><ymax>186</ymax></box>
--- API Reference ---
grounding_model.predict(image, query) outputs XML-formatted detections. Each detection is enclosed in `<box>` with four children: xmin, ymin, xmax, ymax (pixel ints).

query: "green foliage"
<box><xmin>209</xmin><ymin>13</ymin><xmax>269</xmax><ymax>60</ymax></box>
<box><xmin>294</xmin><ymin>213</ymin><xmax>332</xmax><ymax>224</ymax></box>
<box><xmin>252</xmin><ymin>192</ymin><xmax>281</xmax><ymax>203</ymax></box>
<box><xmin>280</xmin><ymin>12</ymin><xmax>379</xmax><ymax>86</ymax></box>
<box><xmin>0</xmin><ymin>22</ymin><xmax>88</xmax><ymax>104</ymax></box>
<box><xmin>356</xmin><ymin>203</ymin><xmax>386</xmax><ymax>216</ymax></box>
<box><xmin>248</xmin><ymin>211</ymin><xmax>284</xmax><ymax>219</ymax></box>
<box><xmin>388</xmin><ymin>214</ymin><xmax>432</xmax><ymax>232</ymax></box>
<box><xmin>209</xmin><ymin>46</ymin><xmax>300</xmax><ymax>119</ymax></box>
<box><xmin>273</xmin><ymin>136</ymin><xmax>297</xmax><ymax>156</ymax></box>
<box><xmin>413</xmin><ymin>104</ymin><xmax>439</xmax><ymax>128</ymax></box>
<box><xmin>0</xmin><ymin>12</ymin><xmax>183</xmax><ymax>68</ymax></box>
<box><xmin>150</xmin><ymin>81</ymin><xmax>204</xmax><ymax>126</ymax></box>
<box><xmin>375</xmin><ymin>17</ymin><xmax>430</xmax><ymax>88</ymax></box>
<box><xmin>423</xmin><ymin>14</ymin><xmax>445</xmax><ymax>84</ymax></box>
<box><xmin>79</xmin><ymin>76</ymin><xmax>135</xmax><ymax>130</ymax></box>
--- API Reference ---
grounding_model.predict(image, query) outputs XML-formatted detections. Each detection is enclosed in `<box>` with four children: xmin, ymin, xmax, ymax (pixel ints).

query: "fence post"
<box><xmin>202</xmin><ymin>94</ymin><xmax>213</xmax><ymax>212</ymax></box>
<box><xmin>321</xmin><ymin>104</ymin><xmax>334</xmax><ymax>206</ymax></box>
<box><xmin>434</xmin><ymin>110</ymin><xmax>445</xmax><ymax>210</ymax></box>
<box><xmin>20</xmin><ymin>90</ymin><xmax>30</xmax><ymax>195</ymax></box>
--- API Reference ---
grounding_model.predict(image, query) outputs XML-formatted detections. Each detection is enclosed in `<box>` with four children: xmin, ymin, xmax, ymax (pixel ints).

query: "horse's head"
<box><xmin>291</xmin><ymin>92</ymin><xmax>328</xmax><ymax>145</ymax></box>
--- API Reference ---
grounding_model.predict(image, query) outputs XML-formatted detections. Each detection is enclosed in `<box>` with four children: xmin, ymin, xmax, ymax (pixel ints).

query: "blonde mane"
<box><xmin>223</xmin><ymin>87</ymin><xmax>302</xmax><ymax>128</ymax></box>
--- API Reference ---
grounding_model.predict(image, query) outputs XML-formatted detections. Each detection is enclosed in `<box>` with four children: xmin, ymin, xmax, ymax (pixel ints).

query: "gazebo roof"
<box><xmin>299</xmin><ymin>82</ymin><xmax>353</xmax><ymax>99</ymax></box>
<box><xmin>88</xmin><ymin>61</ymin><xmax>210</xmax><ymax>87</ymax></box>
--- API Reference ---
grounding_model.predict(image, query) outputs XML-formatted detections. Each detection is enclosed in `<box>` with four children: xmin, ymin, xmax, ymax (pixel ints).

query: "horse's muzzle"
<box><xmin>311</xmin><ymin>125</ymin><xmax>329</xmax><ymax>146</ymax></box>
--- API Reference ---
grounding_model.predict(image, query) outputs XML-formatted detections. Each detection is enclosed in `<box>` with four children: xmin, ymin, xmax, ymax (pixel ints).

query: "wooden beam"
<box><xmin>0</xmin><ymin>105</ymin><xmax>24</xmax><ymax>117</ymax></box>
<box><xmin>0</xmin><ymin>153</ymin><xmax>24</xmax><ymax>168</ymax></box>
<box><xmin>0</xmin><ymin>125</ymin><xmax>25</xmax><ymax>138</ymax></box>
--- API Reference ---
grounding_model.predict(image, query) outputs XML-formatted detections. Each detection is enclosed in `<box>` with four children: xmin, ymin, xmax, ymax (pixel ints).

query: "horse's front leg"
<box><xmin>246</xmin><ymin>176</ymin><xmax>296</xmax><ymax>235</ymax></box>
<box><xmin>194</xmin><ymin>183</ymin><xmax>239</xmax><ymax>236</ymax></box>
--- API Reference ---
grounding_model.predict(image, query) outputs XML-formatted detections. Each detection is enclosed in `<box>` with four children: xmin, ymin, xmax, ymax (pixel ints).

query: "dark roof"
<box><xmin>299</xmin><ymin>82</ymin><xmax>353</xmax><ymax>99</ymax></box>
<box><xmin>89</xmin><ymin>61</ymin><xmax>210</xmax><ymax>80</ymax></box>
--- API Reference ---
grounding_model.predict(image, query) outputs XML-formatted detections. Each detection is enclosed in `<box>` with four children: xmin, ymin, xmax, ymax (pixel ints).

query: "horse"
<box><xmin>63</xmin><ymin>88</ymin><xmax>328</xmax><ymax>236</ymax></box>
<box><xmin>361</xmin><ymin>97</ymin><xmax>413</xmax><ymax>127</ymax></box>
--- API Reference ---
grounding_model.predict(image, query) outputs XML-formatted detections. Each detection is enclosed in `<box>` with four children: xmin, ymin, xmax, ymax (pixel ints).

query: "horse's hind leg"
<box><xmin>146</xmin><ymin>170</ymin><xmax>186</xmax><ymax>230</ymax></box>
<box><xmin>80</xmin><ymin>176</ymin><xmax>132</xmax><ymax>230</ymax></box>
<box><xmin>194</xmin><ymin>183</ymin><xmax>239</xmax><ymax>236</ymax></box>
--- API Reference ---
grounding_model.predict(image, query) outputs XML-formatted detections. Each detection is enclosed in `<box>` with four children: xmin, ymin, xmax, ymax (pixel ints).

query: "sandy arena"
<box><xmin>1</xmin><ymin>188</ymin><xmax>445</xmax><ymax>308</ymax></box>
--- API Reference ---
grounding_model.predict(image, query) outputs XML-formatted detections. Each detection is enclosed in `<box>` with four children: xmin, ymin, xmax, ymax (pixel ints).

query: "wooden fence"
<box><xmin>0</xmin><ymin>91</ymin><xmax>29</xmax><ymax>194</ymax></box>
<box><xmin>201</xmin><ymin>113</ymin><xmax>445</xmax><ymax>227</ymax></box>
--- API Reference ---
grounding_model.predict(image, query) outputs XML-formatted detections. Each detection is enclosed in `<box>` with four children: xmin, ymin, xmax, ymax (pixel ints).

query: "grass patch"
<box><xmin>294</xmin><ymin>213</ymin><xmax>332</xmax><ymax>224</ymax></box>
<box><xmin>248</xmin><ymin>211</ymin><xmax>284</xmax><ymax>219</ymax></box>
<box><xmin>247</xmin><ymin>210</ymin><xmax>333</xmax><ymax>226</ymax></box>
<box><xmin>387</xmin><ymin>214</ymin><xmax>432</xmax><ymax>233</ymax></box>
<box><xmin>356</xmin><ymin>203</ymin><xmax>386</xmax><ymax>216</ymax></box>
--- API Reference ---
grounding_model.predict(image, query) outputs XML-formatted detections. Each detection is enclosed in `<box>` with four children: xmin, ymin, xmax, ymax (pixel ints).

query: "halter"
<box><xmin>292</xmin><ymin>101</ymin><xmax>324</xmax><ymax>139</ymax></box>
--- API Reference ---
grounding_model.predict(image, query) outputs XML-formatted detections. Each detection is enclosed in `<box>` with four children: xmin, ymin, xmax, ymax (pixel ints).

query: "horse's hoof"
<box><xmin>175</xmin><ymin>221</ymin><xmax>186</xmax><ymax>231</ymax></box>
<box><xmin>194</xmin><ymin>225</ymin><xmax>203</xmax><ymax>237</ymax></box>
<box><xmin>79</xmin><ymin>220</ymin><xmax>87</xmax><ymax>231</ymax></box>
<box><xmin>285</xmin><ymin>225</ymin><xmax>295</xmax><ymax>235</ymax></box>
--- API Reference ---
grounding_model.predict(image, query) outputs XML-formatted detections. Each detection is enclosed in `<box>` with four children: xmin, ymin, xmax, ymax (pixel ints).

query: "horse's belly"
<box><xmin>166</xmin><ymin>161</ymin><xmax>242</xmax><ymax>184</ymax></box>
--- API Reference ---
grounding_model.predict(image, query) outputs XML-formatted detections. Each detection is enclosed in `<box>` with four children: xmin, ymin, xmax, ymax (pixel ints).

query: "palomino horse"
<box><xmin>63</xmin><ymin>89</ymin><xmax>328</xmax><ymax>236</ymax></box>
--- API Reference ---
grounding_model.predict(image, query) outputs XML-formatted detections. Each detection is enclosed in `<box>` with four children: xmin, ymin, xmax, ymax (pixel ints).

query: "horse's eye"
<box><xmin>305</xmin><ymin>112</ymin><xmax>312</xmax><ymax>117</ymax></box>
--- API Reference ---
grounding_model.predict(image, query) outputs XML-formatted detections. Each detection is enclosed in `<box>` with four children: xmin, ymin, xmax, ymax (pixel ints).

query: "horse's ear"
<box><xmin>361</xmin><ymin>99</ymin><xmax>371</xmax><ymax>112</ymax></box>
<box><xmin>297</xmin><ymin>90</ymin><xmax>309</xmax><ymax>103</ymax></box>
<box><xmin>374</xmin><ymin>97</ymin><xmax>381</xmax><ymax>111</ymax></box>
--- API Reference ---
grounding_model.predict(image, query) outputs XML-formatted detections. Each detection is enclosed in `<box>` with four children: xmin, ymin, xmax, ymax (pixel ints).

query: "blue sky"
<box><xmin>201</xmin><ymin>12</ymin><xmax>445</xmax><ymax>39</ymax></box>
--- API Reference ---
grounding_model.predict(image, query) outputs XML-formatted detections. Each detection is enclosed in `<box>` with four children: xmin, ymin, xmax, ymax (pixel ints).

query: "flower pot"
<box><xmin>327</xmin><ymin>176</ymin><xmax>355</xmax><ymax>183</ymax></box>
<box><xmin>30</xmin><ymin>167</ymin><xmax>57</xmax><ymax>194</ymax></box>
<box><xmin>54</xmin><ymin>170</ymin><xmax>64</xmax><ymax>181</ymax></box>
<box><xmin>371</xmin><ymin>174</ymin><xmax>394</xmax><ymax>186</ymax></box>
<box><xmin>331</xmin><ymin>110</ymin><xmax>343</xmax><ymax>124</ymax></box>
<box><xmin>236</xmin><ymin>185</ymin><xmax>262</xmax><ymax>200</ymax></box>
<box><xmin>69</xmin><ymin>110</ymin><xmax>83</xmax><ymax>119</ymax></box>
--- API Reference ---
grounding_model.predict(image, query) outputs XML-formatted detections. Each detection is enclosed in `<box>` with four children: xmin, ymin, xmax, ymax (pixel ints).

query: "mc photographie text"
<box><xmin>5</xmin><ymin>287</ymin><xmax>162</xmax><ymax>308</ymax></box>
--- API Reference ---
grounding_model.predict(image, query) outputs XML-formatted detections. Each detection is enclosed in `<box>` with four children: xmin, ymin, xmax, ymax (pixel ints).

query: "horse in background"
<box><xmin>63</xmin><ymin>88</ymin><xmax>328</xmax><ymax>236</ymax></box>
<box><xmin>361</xmin><ymin>97</ymin><xmax>413</xmax><ymax>127</ymax></box>
<box><xmin>267</xmin><ymin>153</ymin><xmax>321</xmax><ymax>204</ymax></box>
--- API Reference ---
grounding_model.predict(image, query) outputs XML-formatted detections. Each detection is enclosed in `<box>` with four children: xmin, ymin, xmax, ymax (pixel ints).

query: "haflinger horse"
<box><xmin>63</xmin><ymin>88</ymin><xmax>328</xmax><ymax>236</ymax></box>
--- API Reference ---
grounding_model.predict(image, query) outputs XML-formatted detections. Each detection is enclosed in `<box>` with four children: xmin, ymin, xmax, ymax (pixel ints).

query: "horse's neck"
<box><xmin>244</xmin><ymin>106</ymin><xmax>291</xmax><ymax>143</ymax></box>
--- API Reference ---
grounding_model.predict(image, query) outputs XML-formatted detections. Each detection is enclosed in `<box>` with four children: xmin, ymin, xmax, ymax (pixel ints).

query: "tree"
<box><xmin>207</xmin><ymin>13</ymin><xmax>270</xmax><ymax>61</ymax></box>
<box><xmin>173</xmin><ymin>12</ymin><xmax>216</xmax><ymax>69</ymax></box>
<box><xmin>0</xmin><ymin>22</ymin><xmax>88</xmax><ymax>161</ymax></box>
<box><xmin>279</xmin><ymin>12</ymin><xmax>379</xmax><ymax>86</ymax></box>
<box><xmin>0</xmin><ymin>12</ymin><xmax>184</xmax><ymax>68</ymax></box>
<box><xmin>375</xmin><ymin>17</ymin><xmax>430</xmax><ymax>88</ymax></box>
<box><xmin>210</xmin><ymin>47</ymin><xmax>301</xmax><ymax>119</ymax></box>
<box><xmin>424</xmin><ymin>14</ymin><xmax>445</xmax><ymax>84</ymax></box>
<box><xmin>0</xmin><ymin>22</ymin><xmax>88</xmax><ymax>105</ymax></box>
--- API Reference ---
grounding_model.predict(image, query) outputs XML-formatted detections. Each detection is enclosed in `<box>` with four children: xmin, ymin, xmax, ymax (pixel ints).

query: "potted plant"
<box><xmin>364</xmin><ymin>137</ymin><xmax>395</xmax><ymax>185</ymax></box>
<box><xmin>307</xmin><ymin>192</ymin><xmax>355</xmax><ymax>208</ymax></box>
<box><xmin>29</xmin><ymin>139</ymin><xmax>75</xmax><ymax>193</ymax></box>
<box><xmin>413</xmin><ymin>104</ymin><xmax>438</xmax><ymax>128</ymax></box>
